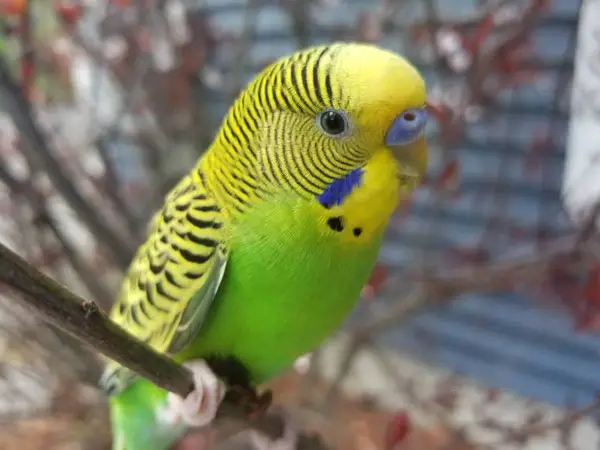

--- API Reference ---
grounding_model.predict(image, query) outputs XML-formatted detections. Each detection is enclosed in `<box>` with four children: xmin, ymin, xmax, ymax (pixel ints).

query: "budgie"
<box><xmin>100</xmin><ymin>42</ymin><xmax>429</xmax><ymax>450</ymax></box>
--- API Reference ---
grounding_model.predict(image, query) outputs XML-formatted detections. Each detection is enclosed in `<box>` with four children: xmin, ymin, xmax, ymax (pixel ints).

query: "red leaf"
<box><xmin>367</xmin><ymin>264</ymin><xmax>388</xmax><ymax>290</ymax></box>
<box><xmin>55</xmin><ymin>3</ymin><xmax>83</xmax><ymax>25</ymax></box>
<box><xmin>0</xmin><ymin>0</ymin><xmax>25</xmax><ymax>15</ymax></box>
<box><xmin>362</xmin><ymin>264</ymin><xmax>389</xmax><ymax>300</ymax></box>
<box><xmin>525</xmin><ymin>127</ymin><xmax>551</xmax><ymax>172</ymax></box>
<box><xmin>408</xmin><ymin>24</ymin><xmax>429</xmax><ymax>43</ymax></box>
<box><xmin>20</xmin><ymin>60</ymin><xmax>34</xmax><ymax>101</ymax></box>
<box><xmin>574</xmin><ymin>312</ymin><xmax>600</xmax><ymax>332</ymax></box>
<box><xmin>444</xmin><ymin>246</ymin><xmax>490</xmax><ymax>265</ymax></box>
<box><xmin>462</xmin><ymin>13</ymin><xmax>494</xmax><ymax>55</ymax></box>
<box><xmin>584</xmin><ymin>265</ymin><xmax>600</xmax><ymax>310</ymax></box>
<box><xmin>530</xmin><ymin>0</ymin><xmax>550</xmax><ymax>12</ymax></box>
<box><xmin>21</xmin><ymin>61</ymin><xmax>33</xmax><ymax>80</ymax></box>
<box><xmin>435</xmin><ymin>159</ymin><xmax>460</xmax><ymax>193</ymax></box>
<box><xmin>494</xmin><ymin>41</ymin><xmax>540</xmax><ymax>90</ymax></box>
<box><xmin>383</xmin><ymin>411</ymin><xmax>411</xmax><ymax>450</ymax></box>
<box><xmin>426</xmin><ymin>101</ymin><xmax>449</xmax><ymax>124</ymax></box>
<box><xmin>537</xmin><ymin>259</ymin><xmax>600</xmax><ymax>332</ymax></box>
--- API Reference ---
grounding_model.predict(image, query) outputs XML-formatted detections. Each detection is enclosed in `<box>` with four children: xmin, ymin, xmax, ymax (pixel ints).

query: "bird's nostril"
<box><xmin>403</xmin><ymin>112</ymin><xmax>416</xmax><ymax>121</ymax></box>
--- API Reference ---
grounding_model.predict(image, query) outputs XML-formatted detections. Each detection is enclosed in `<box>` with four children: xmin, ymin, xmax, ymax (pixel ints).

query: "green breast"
<box><xmin>177</xmin><ymin>193</ymin><xmax>384</xmax><ymax>384</ymax></box>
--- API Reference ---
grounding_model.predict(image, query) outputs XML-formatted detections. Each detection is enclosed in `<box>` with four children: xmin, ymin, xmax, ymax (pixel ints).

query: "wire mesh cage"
<box><xmin>0</xmin><ymin>0</ymin><xmax>596</xmax><ymax>449</ymax></box>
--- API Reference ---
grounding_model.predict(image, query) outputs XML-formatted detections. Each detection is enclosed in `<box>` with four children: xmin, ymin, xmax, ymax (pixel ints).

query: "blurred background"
<box><xmin>0</xmin><ymin>0</ymin><xmax>597</xmax><ymax>449</ymax></box>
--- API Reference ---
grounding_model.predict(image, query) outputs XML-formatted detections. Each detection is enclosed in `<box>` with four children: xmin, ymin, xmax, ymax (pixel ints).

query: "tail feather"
<box><xmin>110</xmin><ymin>380</ymin><xmax>186</xmax><ymax>450</ymax></box>
<box><xmin>101</xmin><ymin>362</ymin><xmax>139</xmax><ymax>397</ymax></box>
<box><xmin>111</xmin><ymin>433</ymin><xmax>126</xmax><ymax>450</ymax></box>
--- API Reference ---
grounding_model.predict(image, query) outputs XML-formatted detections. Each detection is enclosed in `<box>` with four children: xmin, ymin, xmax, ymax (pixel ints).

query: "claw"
<box><xmin>225</xmin><ymin>385</ymin><xmax>273</xmax><ymax>418</ymax></box>
<box><xmin>157</xmin><ymin>359</ymin><xmax>226</xmax><ymax>428</ymax></box>
<box><xmin>248</xmin><ymin>408</ymin><xmax>298</xmax><ymax>450</ymax></box>
<box><xmin>248</xmin><ymin>390</ymin><xmax>273</xmax><ymax>420</ymax></box>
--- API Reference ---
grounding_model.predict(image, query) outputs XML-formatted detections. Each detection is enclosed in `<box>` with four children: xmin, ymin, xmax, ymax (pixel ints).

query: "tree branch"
<box><xmin>0</xmin><ymin>241</ymin><xmax>331</xmax><ymax>449</ymax></box>
<box><xmin>0</xmin><ymin>240</ymin><xmax>192</xmax><ymax>395</ymax></box>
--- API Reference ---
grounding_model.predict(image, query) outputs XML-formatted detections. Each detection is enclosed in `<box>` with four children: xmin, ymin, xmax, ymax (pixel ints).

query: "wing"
<box><xmin>100</xmin><ymin>173</ymin><xmax>229</xmax><ymax>396</ymax></box>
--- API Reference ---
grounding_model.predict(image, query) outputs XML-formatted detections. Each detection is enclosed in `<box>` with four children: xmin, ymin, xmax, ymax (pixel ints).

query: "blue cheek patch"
<box><xmin>316</xmin><ymin>168</ymin><xmax>364</xmax><ymax>208</ymax></box>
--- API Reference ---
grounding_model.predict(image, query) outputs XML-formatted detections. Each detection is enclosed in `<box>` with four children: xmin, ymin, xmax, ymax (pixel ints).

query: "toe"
<box><xmin>158</xmin><ymin>359</ymin><xmax>226</xmax><ymax>428</ymax></box>
<box><xmin>156</xmin><ymin>401</ymin><xmax>181</xmax><ymax>426</ymax></box>
<box><xmin>177</xmin><ymin>360</ymin><xmax>225</xmax><ymax>427</ymax></box>
<box><xmin>248</xmin><ymin>408</ymin><xmax>298</xmax><ymax>450</ymax></box>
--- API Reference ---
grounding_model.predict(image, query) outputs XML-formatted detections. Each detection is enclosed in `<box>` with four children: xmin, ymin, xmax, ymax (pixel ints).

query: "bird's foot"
<box><xmin>225</xmin><ymin>385</ymin><xmax>273</xmax><ymax>419</ymax></box>
<box><xmin>156</xmin><ymin>359</ymin><xmax>226</xmax><ymax>427</ymax></box>
<box><xmin>248</xmin><ymin>408</ymin><xmax>298</xmax><ymax>450</ymax></box>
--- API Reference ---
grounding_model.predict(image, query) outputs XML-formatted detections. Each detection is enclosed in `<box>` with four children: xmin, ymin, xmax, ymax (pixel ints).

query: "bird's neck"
<box><xmin>315</xmin><ymin>148</ymin><xmax>401</xmax><ymax>243</ymax></box>
<box><xmin>194</xmin><ymin>139</ymin><xmax>262</xmax><ymax>218</ymax></box>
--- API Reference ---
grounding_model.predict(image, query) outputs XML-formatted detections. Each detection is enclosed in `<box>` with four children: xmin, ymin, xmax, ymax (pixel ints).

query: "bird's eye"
<box><xmin>403</xmin><ymin>112</ymin><xmax>416</xmax><ymax>122</ymax></box>
<box><xmin>317</xmin><ymin>110</ymin><xmax>350</xmax><ymax>137</ymax></box>
<box><xmin>400</xmin><ymin>110</ymin><xmax>422</xmax><ymax>130</ymax></box>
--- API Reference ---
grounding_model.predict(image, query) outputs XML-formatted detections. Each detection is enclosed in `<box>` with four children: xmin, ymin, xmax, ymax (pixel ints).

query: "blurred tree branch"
<box><xmin>0</xmin><ymin>52</ymin><xmax>135</xmax><ymax>270</ymax></box>
<box><xmin>286</xmin><ymin>0</ymin><xmax>311</xmax><ymax>49</ymax></box>
<box><xmin>370</xmin><ymin>220</ymin><xmax>600</xmax><ymax>340</ymax></box>
<box><xmin>0</xmin><ymin>162</ymin><xmax>113</xmax><ymax>307</ymax></box>
<box><xmin>0</xmin><ymin>1</ymin><xmax>591</xmax><ymax>449</ymax></box>
<box><xmin>322</xmin><ymin>202</ymin><xmax>600</xmax><ymax>414</ymax></box>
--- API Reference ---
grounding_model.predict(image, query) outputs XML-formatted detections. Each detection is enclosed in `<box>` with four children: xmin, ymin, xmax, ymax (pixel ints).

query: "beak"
<box><xmin>384</xmin><ymin>108</ymin><xmax>429</xmax><ymax>180</ymax></box>
<box><xmin>390</xmin><ymin>134</ymin><xmax>428</xmax><ymax>180</ymax></box>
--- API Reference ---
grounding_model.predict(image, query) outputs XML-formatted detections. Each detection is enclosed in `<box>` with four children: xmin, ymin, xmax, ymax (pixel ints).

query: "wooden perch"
<box><xmin>0</xmin><ymin>241</ymin><xmax>330</xmax><ymax>449</ymax></box>
<box><xmin>0</xmin><ymin>241</ymin><xmax>194</xmax><ymax>397</ymax></box>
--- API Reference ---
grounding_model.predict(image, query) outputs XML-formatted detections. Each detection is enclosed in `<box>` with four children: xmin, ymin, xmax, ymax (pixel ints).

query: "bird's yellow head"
<box><xmin>204</xmin><ymin>42</ymin><xmax>428</xmax><ymax>210</ymax></box>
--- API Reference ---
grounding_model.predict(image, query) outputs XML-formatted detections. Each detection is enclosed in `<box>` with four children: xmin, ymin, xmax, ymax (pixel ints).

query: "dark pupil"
<box><xmin>321</xmin><ymin>111</ymin><xmax>345</xmax><ymax>135</ymax></box>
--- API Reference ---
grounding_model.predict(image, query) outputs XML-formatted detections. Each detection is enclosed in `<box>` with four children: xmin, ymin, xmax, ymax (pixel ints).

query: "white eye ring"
<box><xmin>316</xmin><ymin>109</ymin><xmax>351</xmax><ymax>138</ymax></box>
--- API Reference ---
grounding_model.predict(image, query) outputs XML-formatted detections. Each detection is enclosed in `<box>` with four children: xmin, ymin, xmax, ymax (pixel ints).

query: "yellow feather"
<box><xmin>100</xmin><ymin>42</ymin><xmax>428</xmax><ymax>395</ymax></box>
<box><xmin>100</xmin><ymin>174</ymin><xmax>228</xmax><ymax>394</ymax></box>
<box><xmin>201</xmin><ymin>42</ymin><xmax>426</xmax><ymax>218</ymax></box>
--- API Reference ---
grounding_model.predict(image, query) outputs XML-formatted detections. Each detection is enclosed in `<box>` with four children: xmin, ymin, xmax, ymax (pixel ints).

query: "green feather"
<box><xmin>110</xmin><ymin>193</ymin><xmax>382</xmax><ymax>449</ymax></box>
<box><xmin>110</xmin><ymin>381</ymin><xmax>184</xmax><ymax>450</ymax></box>
<box><xmin>108</xmin><ymin>42</ymin><xmax>428</xmax><ymax>450</ymax></box>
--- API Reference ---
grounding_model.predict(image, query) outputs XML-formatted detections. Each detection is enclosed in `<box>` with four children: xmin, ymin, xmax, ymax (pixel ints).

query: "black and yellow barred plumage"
<box><xmin>101</xmin><ymin>172</ymin><xmax>228</xmax><ymax>394</ymax></box>
<box><xmin>202</xmin><ymin>43</ymin><xmax>373</xmax><ymax>213</ymax></box>
<box><xmin>101</xmin><ymin>45</ymin><xmax>357</xmax><ymax>394</ymax></box>
<box><xmin>100</xmin><ymin>42</ymin><xmax>428</xmax><ymax>397</ymax></box>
